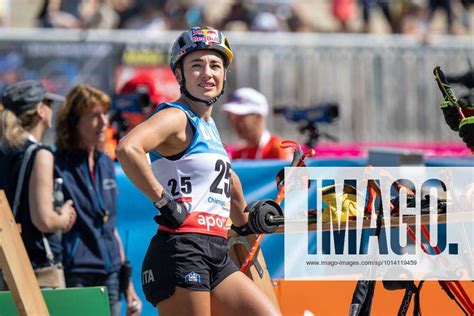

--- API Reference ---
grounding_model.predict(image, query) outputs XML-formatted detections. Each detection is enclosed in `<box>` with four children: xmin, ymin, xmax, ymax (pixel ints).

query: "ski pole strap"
<box><xmin>413</xmin><ymin>281</ymin><xmax>424</xmax><ymax>316</ymax></box>
<box><xmin>396</xmin><ymin>281</ymin><xmax>418</xmax><ymax>316</ymax></box>
<box><xmin>381</xmin><ymin>280</ymin><xmax>424</xmax><ymax>316</ymax></box>
<box><xmin>349</xmin><ymin>280</ymin><xmax>376</xmax><ymax>316</ymax></box>
<box><xmin>433</xmin><ymin>66</ymin><xmax>457</xmax><ymax>104</ymax></box>
<box><xmin>349</xmin><ymin>181</ymin><xmax>383</xmax><ymax>316</ymax></box>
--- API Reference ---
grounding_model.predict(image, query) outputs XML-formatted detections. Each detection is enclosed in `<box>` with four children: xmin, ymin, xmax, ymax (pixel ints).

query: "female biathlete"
<box><xmin>116</xmin><ymin>27</ymin><xmax>281</xmax><ymax>316</ymax></box>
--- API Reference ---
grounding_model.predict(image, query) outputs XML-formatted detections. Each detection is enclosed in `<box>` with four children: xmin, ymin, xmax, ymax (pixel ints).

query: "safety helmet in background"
<box><xmin>118</xmin><ymin>72</ymin><xmax>163</xmax><ymax>106</ymax></box>
<box><xmin>169</xmin><ymin>26</ymin><xmax>233</xmax><ymax>72</ymax></box>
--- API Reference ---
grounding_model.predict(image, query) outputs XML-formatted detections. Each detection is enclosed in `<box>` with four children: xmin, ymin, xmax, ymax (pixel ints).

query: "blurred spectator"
<box><xmin>251</xmin><ymin>11</ymin><xmax>283</xmax><ymax>32</ymax></box>
<box><xmin>275</xmin><ymin>3</ymin><xmax>312</xmax><ymax>32</ymax></box>
<box><xmin>221</xmin><ymin>1</ymin><xmax>311</xmax><ymax>33</ymax></box>
<box><xmin>222</xmin><ymin>87</ymin><xmax>291</xmax><ymax>160</ymax></box>
<box><xmin>0</xmin><ymin>52</ymin><xmax>23</xmax><ymax>94</ymax></box>
<box><xmin>460</xmin><ymin>0</ymin><xmax>473</xmax><ymax>31</ymax></box>
<box><xmin>186</xmin><ymin>5</ymin><xmax>207</xmax><ymax>27</ymax></box>
<box><xmin>110</xmin><ymin>0</ymin><xmax>140</xmax><ymax>28</ymax></box>
<box><xmin>121</xmin><ymin>0</ymin><xmax>166</xmax><ymax>31</ymax></box>
<box><xmin>55</xmin><ymin>84</ymin><xmax>142</xmax><ymax>316</ymax></box>
<box><xmin>426</xmin><ymin>0</ymin><xmax>458</xmax><ymax>34</ymax></box>
<box><xmin>332</xmin><ymin>0</ymin><xmax>356</xmax><ymax>32</ymax></box>
<box><xmin>0</xmin><ymin>80</ymin><xmax>76</xmax><ymax>289</ymax></box>
<box><xmin>221</xmin><ymin>0</ymin><xmax>255</xmax><ymax>31</ymax></box>
<box><xmin>38</xmin><ymin>0</ymin><xmax>119</xmax><ymax>29</ymax></box>
<box><xmin>398</xmin><ymin>1</ymin><xmax>427</xmax><ymax>36</ymax></box>
<box><xmin>361</xmin><ymin>0</ymin><xmax>396</xmax><ymax>32</ymax></box>
<box><xmin>162</xmin><ymin>1</ymin><xmax>208</xmax><ymax>30</ymax></box>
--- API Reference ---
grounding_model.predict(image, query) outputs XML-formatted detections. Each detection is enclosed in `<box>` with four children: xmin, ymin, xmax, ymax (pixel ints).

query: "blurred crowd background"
<box><xmin>0</xmin><ymin>0</ymin><xmax>473</xmax><ymax>151</ymax></box>
<box><xmin>1</xmin><ymin>0</ymin><xmax>473</xmax><ymax>35</ymax></box>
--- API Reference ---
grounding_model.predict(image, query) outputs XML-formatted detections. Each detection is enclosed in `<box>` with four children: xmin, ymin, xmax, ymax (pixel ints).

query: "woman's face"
<box><xmin>78</xmin><ymin>102</ymin><xmax>109</xmax><ymax>149</ymax></box>
<box><xmin>228</xmin><ymin>113</ymin><xmax>263</xmax><ymax>144</ymax></box>
<box><xmin>180</xmin><ymin>50</ymin><xmax>225</xmax><ymax>101</ymax></box>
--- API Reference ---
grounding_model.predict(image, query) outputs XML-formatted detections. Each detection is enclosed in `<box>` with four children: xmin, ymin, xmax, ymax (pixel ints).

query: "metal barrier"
<box><xmin>0</xmin><ymin>29</ymin><xmax>472</xmax><ymax>143</ymax></box>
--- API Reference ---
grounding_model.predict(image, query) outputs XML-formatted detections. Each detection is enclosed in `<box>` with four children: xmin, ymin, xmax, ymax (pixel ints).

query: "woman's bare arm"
<box><xmin>116</xmin><ymin>107</ymin><xmax>188</xmax><ymax>202</ymax></box>
<box><xmin>29</xmin><ymin>149</ymin><xmax>76</xmax><ymax>233</ymax></box>
<box><xmin>229</xmin><ymin>171</ymin><xmax>248</xmax><ymax>227</ymax></box>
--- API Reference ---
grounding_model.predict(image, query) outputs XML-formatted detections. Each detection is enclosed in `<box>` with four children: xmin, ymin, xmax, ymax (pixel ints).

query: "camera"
<box><xmin>274</xmin><ymin>103</ymin><xmax>340</xmax><ymax>148</ymax></box>
<box><xmin>112</xmin><ymin>86</ymin><xmax>151</xmax><ymax>113</ymax></box>
<box><xmin>110</xmin><ymin>86</ymin><xmax>152</xmax><ymax>140</ymax></box>
<box><xmin>273</xmin><ymin>103</ymin><xmax>339</xmax><ymax>125</ymax></box>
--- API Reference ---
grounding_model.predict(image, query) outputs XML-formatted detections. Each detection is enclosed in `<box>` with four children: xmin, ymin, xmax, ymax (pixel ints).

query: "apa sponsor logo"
<box><xmin>197</xmin><ymin>214</ymin><xmax>226</xmax><ymax>231</ymax></box>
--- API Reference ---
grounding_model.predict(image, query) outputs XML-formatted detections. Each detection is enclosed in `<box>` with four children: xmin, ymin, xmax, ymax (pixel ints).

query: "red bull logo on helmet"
<box><xmin>192</xmin><ymin>29</ymin><xmax>220</xmax><ymax>44</ymax></box>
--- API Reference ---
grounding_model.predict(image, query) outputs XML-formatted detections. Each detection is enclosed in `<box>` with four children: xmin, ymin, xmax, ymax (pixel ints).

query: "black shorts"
<box><xmin>141</xmin><ymin>231</ymin><xmax>238</xmax><ymax>306</ymax></box>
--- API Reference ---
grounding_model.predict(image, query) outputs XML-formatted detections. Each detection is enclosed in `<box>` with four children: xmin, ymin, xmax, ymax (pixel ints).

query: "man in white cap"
<box><xmin>222</xmin><ymin>87</ymin><xmax>291</xmax><ymax>160</ymax></box>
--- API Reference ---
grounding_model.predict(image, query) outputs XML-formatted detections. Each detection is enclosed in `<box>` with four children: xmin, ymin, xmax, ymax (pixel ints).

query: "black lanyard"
<box><xmin>83</xmin><ymin>156</ymin><xmax>110</xmax><ymax>223</ymax></box>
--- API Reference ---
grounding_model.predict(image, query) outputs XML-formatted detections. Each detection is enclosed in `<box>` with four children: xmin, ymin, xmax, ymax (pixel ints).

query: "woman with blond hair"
<box><xmin>54</xmin><ymin>84</ymin><xmax>142</xmax><ymax>316</ymax></box>
<box><xmin>0</xmin><ymin>80</ymin><xmax>76</xmax><ymax>289</ymax></box>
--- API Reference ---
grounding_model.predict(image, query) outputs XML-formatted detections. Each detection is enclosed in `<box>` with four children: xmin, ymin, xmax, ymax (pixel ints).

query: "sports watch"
<box><xmin>153</xmin><ymin>191</ymin><xmax>173</xmax><ymax>209</ymax></box>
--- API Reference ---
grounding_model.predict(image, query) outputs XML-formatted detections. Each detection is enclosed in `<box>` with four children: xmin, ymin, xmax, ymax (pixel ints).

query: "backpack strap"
<box><xmin>12</xmin><ymin>143</ymin><xmax>38</xmax><ymax>217</ymax></box>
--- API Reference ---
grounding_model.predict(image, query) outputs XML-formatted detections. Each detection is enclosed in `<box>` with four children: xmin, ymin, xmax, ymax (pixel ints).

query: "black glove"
<box><xmin>459</xmin><ymin>116</ymin><xmax>474</xmax><ymax>148</ymax></box>
<box><xmin>440</xmin><ymin>100</ymin><xmax>461</xmax><ymax>131</ymax></box>
<box><xmin>153</xmin><ymin>194</ymin><xmax>186</xmax><ymax>229</ymax></box>
<box><xmin>231</xmin><ymin>222</ymin><xmax>253</xmax><ymax>236</ymax></box>
<box><xmin>231</xmin><ymin>199</ymin><xmax>283</xmax><ymax>236</ymax></box>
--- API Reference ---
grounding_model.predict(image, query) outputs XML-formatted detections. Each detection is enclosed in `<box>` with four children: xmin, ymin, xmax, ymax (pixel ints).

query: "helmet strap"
<box><xmin>179</xmin><ymin>67</ymin><xmax>226</xmax><ymax>107</ymax></box>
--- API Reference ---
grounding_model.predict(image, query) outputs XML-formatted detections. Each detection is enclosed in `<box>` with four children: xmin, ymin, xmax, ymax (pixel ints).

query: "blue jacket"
<box><xmin>0</xmin><ymin>141</ymin><xmax>62</xmax><ymax>268</ymax></box>
<box><xmin>54</xmin><ymin>149</ymin><xmax>121</xmax><ymax>274</ymax></box>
